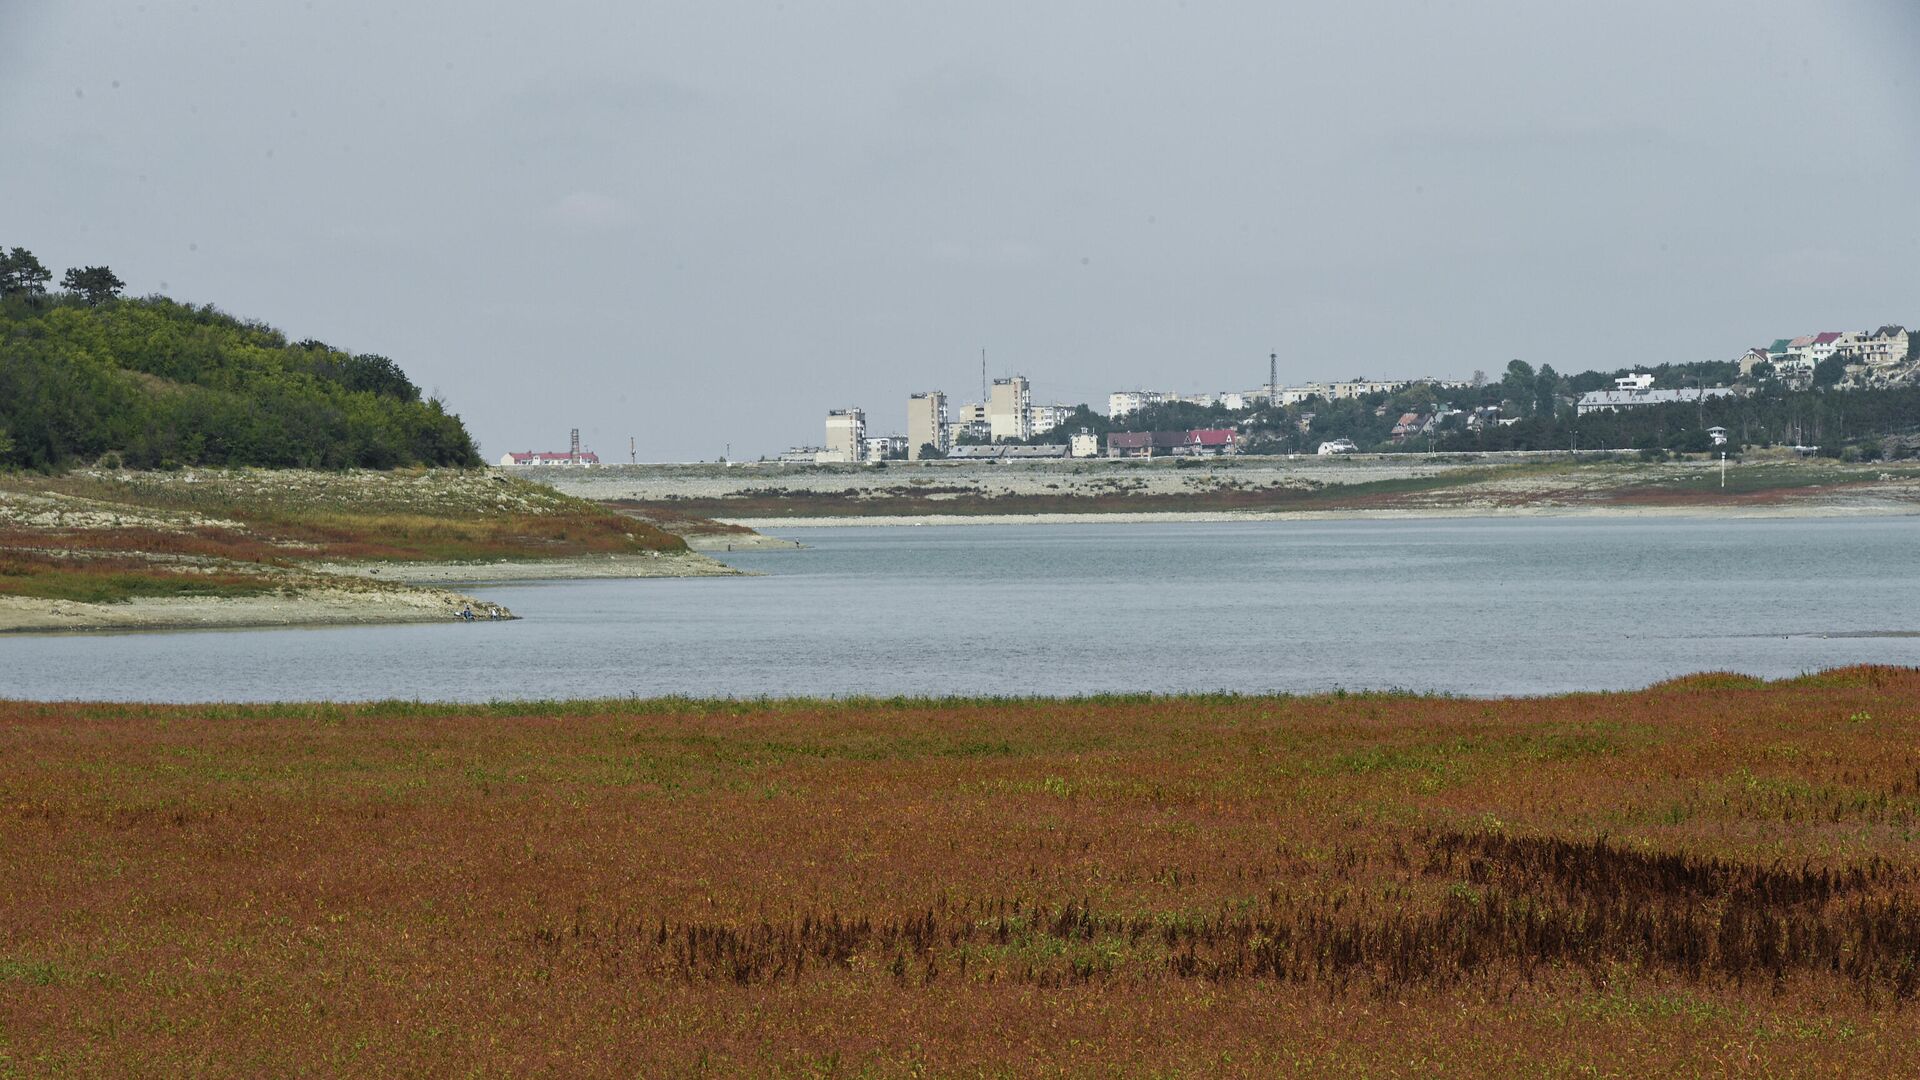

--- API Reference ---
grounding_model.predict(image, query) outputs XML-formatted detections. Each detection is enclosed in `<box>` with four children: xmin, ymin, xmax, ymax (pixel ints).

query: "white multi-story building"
<box><xmin>863</xmin><ymin>434</ymin><xmax>908</xmax><ymax>460</ymax></box>
<box><xmin>822</xmin><ymin>407</ymin><xmax>866</xmax><ymax>463</ymax></box>
<box><xmin>1068</xmin><ymin>430</ymin><xmax>1100</xmax><ymax>458</ymax></box>
<box><xmin>907</xmin><ymin>391</ymin><xmax>948</xmax><ymax>460</ymax></box>
<box><xmin>1836</xmin><ymin>327</ymin><xmax>1909</xmax><ymax>368</ymax></box>
<box><xmin>1268</xmin><ymin>379</ymin><xmax>1410</xmax><ymax>404</ymax></box>
<box><xmin>1027</xmin><ymin>402</ymin><xmax>1074</xmax><ymax>436</ymax></box>
<box><xmin>1324</xmin><ymin>379</ymin><xmax>1408</xmax><ymax>399</ymax></box>
<box><xmin>1784</xmin><ymin>332</ymin><xmax>1843</xmax><ymax>370</ymax></box>
<box><xmin>946</xmin><ymin>419</ymin><xmax>991</xmax><ymax>445</ymax></box>
<box><xmin>989</xmin><ymin>376</ymin><xmax>1032</xmax><ymax>441</ymax></box>
<box><xmin>1107</xmin><ymin>390</ymin><xmax>1172</xmax><ymax>418</ymax></box>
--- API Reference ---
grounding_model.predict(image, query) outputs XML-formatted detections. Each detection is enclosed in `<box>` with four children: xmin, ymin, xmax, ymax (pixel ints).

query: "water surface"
<box><xmin>3</xmin><ymin>516</ymin><xmax>1915</xmax><ymax>701</ymax></box>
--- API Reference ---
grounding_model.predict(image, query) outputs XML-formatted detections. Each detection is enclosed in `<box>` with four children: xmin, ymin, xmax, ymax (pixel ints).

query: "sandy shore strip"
<box><xmin>723</xmin><ymin>500</ymin><xmax>1920</xmax><ymax>529</ymax></box>
<box><xmin>312</xmin><ymin>550</ymin><xmax>743</xmax><ymax>584</ymax></box>
<box><xmin>680</xmin><ymin>533</ymin><xmax>803</xmax><ymax>552</ymax></box>
<box><xmin>0</xmin><ymin>583</ymin><xmax>508</xmax><ymax>635</ymax></box>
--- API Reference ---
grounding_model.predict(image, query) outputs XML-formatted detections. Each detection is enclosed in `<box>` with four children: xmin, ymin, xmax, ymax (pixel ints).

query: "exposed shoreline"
<box><xmin>0</xmin><ymin>552</ymin><xmax>744</xmax><ymax>635</ymax></box>
<box><xmin>0</xmin><ymin>469</ymin><xmax>757</xmax><ymax>637</ymax></box>
<box><xmin>311</xmin><ymin>550</ymin><xmax>743</xmax><ymax>584</ymax></box>
<box><xmin>0</xmin><ymin>582</ymin><xmax>510</xmax><ymax>636</ymax></box>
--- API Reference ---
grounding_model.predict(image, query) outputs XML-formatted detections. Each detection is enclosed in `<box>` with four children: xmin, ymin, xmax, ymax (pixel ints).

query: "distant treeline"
<box><xmin>1020</xmin><ymin>357</ymin><xmax>1920</xmax><ymax>457</ymax></box>
<box><xmin>0</xmin><ymin>257</ymin><xmax>481</xmax><ymax>469</ymax></box>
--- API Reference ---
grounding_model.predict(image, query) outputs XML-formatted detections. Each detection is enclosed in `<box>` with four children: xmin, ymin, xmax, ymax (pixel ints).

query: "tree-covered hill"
<box><xmin>1</xmin><ymin>286</ymin><xmax>481</xmax><ymax>470</ymax></box>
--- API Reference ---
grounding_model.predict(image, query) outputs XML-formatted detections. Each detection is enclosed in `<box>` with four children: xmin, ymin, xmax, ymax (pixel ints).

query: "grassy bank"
<box><xmin>5</xmin><ymin>668</ymin><xmax>1920</xmax><ymax>1075</ymax></box>
<box><xmin>0</xmin><ymin>468</ymin><xmax>687</xmax><ymax>606</ymax></box>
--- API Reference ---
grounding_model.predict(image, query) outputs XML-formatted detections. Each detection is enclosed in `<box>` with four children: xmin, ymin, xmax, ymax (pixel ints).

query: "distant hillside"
<box><xmin>0</xmin><ymin>293</ymin><xmax>481</xmax><ymax>469</ymax></box>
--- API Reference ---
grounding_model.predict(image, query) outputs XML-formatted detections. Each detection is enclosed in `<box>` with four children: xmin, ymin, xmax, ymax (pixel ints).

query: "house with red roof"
<box><xmin>1182</xmin><ymin>429</ymin><xmax>1239</xmax><ymax>456</ymax></box>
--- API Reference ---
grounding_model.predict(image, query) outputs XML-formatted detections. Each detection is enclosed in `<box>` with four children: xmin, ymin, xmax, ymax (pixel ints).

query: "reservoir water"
<box><xmin>3</xmin><ymin>516</ymin><xmax>1917</xmax><ymax>702</ymax></box>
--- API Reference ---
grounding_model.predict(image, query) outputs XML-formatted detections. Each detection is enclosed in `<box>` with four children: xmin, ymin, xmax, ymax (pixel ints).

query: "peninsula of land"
<box><xmin>0</xmin><ymin>469</ymin><xmax>743</xmax><ymax>634</ymax></box>
<box><xmin>534</xmin><ymin>452</ymin><xmax>1920</xmax><ymax>527</ymax></box>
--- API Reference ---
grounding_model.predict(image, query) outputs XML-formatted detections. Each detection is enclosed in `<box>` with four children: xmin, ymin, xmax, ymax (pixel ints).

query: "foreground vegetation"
<box><xmin>5</xmin><ymin>668</ymin><xmax>1920</xmax><ymax>1075</ymax></box>
<box><xmin>0</xmin><ymin>469</ymin><xmax>684</xmax><ymax>606</ymax></box>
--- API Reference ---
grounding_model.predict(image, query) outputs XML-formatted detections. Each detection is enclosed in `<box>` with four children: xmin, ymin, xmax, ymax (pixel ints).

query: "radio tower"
<box><xmin>629</xmin><ymin>436</ymin><xmax>636</xmax><ymax>464</ymax></box>
<box><xmin>1269</xmin><ymin>352</ymin><xmax>1278</xmax><ymax>405</ymax></box>
<box><xmin>570</xmin><ymin>427</ymin><xmax>580</xmax><ymax>464</ymax></box>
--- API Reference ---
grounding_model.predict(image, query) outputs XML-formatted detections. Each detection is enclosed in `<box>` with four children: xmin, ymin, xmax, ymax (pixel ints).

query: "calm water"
<box><xmin>3</xmin><ymin>516</ymin><xmax>1917</xmax><ymax>702</ymax></box>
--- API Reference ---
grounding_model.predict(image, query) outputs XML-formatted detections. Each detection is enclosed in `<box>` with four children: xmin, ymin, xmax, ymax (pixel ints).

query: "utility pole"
<box><xmin>1270</xmin><ymin>351</ymin><xmax>1278</xmax><ymax>404</ymax></box>
<box><xmin>629</xmin><ymin>436</ymin><xmax>636</xmax><ymax>464</ymax></box>
<box><xmin>980</xmin><ymin>347</ymin><xmax>987</xmax><ymax>405</ymax></box>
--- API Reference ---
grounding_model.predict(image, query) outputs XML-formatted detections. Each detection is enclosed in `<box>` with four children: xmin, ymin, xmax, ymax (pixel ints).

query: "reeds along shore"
<box><xmin>5</xmin><ymin>667</ymin><xmax>1920</xmax><ymax>1075</ymax></box>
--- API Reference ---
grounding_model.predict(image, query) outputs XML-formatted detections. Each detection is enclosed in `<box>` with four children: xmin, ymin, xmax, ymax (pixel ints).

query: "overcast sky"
<box><xmin>5</xmin><ymin>2</ymin><xmax>1917</xmax><ymax>460</ymax></box>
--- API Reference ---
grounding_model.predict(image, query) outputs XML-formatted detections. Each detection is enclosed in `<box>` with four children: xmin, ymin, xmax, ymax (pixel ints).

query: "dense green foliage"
<box><xmin>0</xmin><ymin>292</ymin><xmax>481</xmax><ymax>469</ymax></box>
<box><xmin>58</xmin><ymin>266</ymin><xmax>125</xmax><ymax>307</ymax></box>
<box><xmin>1432</xmin><ymin>385</ymin><xmax>1920</xmax><ymax>458</ymax></box>
<box><xmin>1009</xmin><ymin>353</ymin><xmax>1919</xmax><ymax>457</ymax></box>
<box><xmin>0</xmin><ymin>247</ymin><xmax>53</xmax><ymax>299</ymax></box>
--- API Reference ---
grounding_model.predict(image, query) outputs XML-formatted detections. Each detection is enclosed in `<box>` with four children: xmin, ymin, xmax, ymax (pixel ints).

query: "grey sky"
<box><xmin>5</xmin><ymin>2</ymin><xmax>1917</xmax><ymax>460</ymax></box>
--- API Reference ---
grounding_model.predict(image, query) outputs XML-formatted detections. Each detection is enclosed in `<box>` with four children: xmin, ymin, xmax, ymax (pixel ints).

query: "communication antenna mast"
<box><xmin>980</xmin><ymin>347</ymin><xmax>987</xmax><ymax>404</ymax></box>
<box><xmin>570</xmin><ymin>427</ymin><xmax>580</xmax><ymax>463</ymax></box>
<box><xmin>629</xmin><ymin>436</ymin><xmax>636</xmax><ymax>464</ymax></box>
<box><xmin>1270</xmin><ymin>352</ymin><xmax>1278</xmax><ymax>405</ymax></box>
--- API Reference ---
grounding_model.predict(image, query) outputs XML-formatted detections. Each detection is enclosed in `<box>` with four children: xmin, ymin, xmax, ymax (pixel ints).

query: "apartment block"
<box><xmin>823</xmin><ymin>407</ymin><xmax>866</xmax><ymax>463</ymax></box>
<box><xmin>989</xmin><ymin>376</ymin><xmax>1032</xmax><ymax>441</ymax></box>
<box><xmin>907</xmin><ymin>391</ymin><xmax>949</xmax><ymax>459</ymax></box>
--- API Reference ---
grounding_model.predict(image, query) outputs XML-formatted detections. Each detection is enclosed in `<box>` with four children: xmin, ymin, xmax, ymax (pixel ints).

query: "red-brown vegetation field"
<box><xmin>4</xmin><ymin>668</ymin><xmax>1920</xmax><ymax>1076</ymax></box>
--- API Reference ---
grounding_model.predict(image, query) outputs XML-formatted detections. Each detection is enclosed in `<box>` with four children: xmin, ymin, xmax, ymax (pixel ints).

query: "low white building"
<box><xmin>863</xmin><ymin>434</ymin><xmax>908</xmax><ymax>460</ymax></box>
<box><xmin>499</xmin><ymin>450</ymin><xmax>600</xmax><ymax>466</ymax></box>
<box><xmin>1576</xmin><ymin>375</ymin><xmax>1737</xmax><ymax>416</ymax></box>
<box><xmin>945</xmin><ymin>444</ymin><xmax>1070</xmax><ymax>461</ymax></box>
<box><xmin>1068</xmin><ymin>430</ymin><xmax>1100</xmax><ymax>458</ymax></box>
<box><xmin>1317</xmin><ymin>439</ymin><xmax>1358</xmax><ymax>455</ymax></box>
